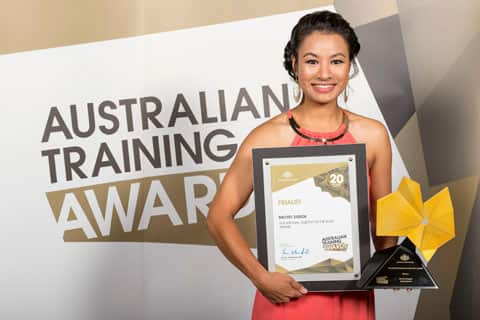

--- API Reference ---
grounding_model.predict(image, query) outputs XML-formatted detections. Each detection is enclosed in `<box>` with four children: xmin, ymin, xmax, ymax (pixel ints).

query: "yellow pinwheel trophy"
<box><xmin>358</xmin><ymin>176</ymin><xmax>455</xmax><ymax>289</ymax></box>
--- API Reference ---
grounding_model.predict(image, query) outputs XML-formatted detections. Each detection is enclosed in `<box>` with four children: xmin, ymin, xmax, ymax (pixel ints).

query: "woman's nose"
<box><xmin>317</xmin><ymin>61</ymin><xmax>332</xmax><ymax>80</ymax></box>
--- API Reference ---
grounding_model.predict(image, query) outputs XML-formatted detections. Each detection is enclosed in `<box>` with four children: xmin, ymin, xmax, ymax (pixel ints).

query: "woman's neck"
<box><xmin>293</xmin><ymin>101</ymin><xmax>343</xmax><ymax>132</ymax></box>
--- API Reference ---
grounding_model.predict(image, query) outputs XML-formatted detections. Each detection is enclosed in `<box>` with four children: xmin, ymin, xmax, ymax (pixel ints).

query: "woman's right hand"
<box><xmin>207</xmin><ymin>119</ymin><xmax>302</xmax><ymax>305</ymax></box>
<box><xmin>255</xmin><ymin>271</ymin><xmax>308</xmax><ymax>304</ymax></box>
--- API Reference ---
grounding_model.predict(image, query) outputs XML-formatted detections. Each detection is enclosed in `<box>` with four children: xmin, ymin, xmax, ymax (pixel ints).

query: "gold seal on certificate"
<box><xmin>253</xmin><ymin>144</ymin><xmax>371</xmax><ymax>292</ymax></box>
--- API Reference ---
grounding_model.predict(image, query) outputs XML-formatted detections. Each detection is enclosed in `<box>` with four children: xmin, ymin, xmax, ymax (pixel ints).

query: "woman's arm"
<box><xmin>368</xmin><ymin>122</ymin><xmax>398</xmax><ymax>250</ymax></box>
<box><xmin>206</xmin><ymin>128</ymin><xmax>307</xmax><ymax>304</ymax></box>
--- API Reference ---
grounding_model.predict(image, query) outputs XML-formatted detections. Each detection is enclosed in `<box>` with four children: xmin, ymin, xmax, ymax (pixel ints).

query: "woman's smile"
<box><xmin>311</xmin><ymin>83</ymin><xmax>336</xmax><ymax>93</ymax></box>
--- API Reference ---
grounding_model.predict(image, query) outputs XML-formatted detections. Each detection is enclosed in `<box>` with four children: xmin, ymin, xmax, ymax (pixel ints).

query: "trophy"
<box><xmin>358</xmin><ymin>177</ymin><xmax>455</xmax><ymax>289</ymax></box>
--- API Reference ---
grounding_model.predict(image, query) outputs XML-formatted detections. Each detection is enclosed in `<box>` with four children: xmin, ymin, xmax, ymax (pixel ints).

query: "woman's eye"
<box><xmin>332</xmin><ymin>59</ymin><xmax>344</xmax><ymax>65</ymax></box>
<box><xmin>305</xmin><ymin>59</ymin><xmax>318</xmax><ymax>64</ymax></box>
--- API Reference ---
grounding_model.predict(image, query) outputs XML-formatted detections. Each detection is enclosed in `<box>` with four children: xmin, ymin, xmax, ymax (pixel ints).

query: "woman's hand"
<box><xmin>255</xmin><ymin>271</ymin><xmax>308</xmax><ymax>304</ymax></box>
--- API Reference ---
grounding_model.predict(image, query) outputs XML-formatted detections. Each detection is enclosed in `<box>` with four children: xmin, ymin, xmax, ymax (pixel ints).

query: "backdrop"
<box><xmin>0</xmin><ymin>1</ymin><xmax>478</xmax><ymax>320</ymax></box>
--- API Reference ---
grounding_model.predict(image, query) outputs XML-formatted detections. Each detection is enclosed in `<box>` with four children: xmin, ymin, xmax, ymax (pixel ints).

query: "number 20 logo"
<box><xmin>329</xmin><ymin>173</ymin><xmax>344</xmax><ymax>185</ymax></box>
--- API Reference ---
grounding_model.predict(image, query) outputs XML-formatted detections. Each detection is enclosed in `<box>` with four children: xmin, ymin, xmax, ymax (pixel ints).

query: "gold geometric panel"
<box><xmin>335</xmin><ymin>0</ymin><xmax>398</xmax><ymax>27</ymax></box>
<box><xmin>0</xmin><ymin>0</ymin><xmax>334</xmax><ymax>54</ymax></box>
<box><xmin>394</xmin><ymin>113</ymin><xmax>430</xmax><ymax>194</ymax></box>
<box><xmin>415</xmin><ymin>176</ymin><xmax>479</xmax><ymax>320</ymax></box>
<box><xmin>397</xmin><ymin>0</ymin><xmax>480</xmax><ymax>107</ymax></box>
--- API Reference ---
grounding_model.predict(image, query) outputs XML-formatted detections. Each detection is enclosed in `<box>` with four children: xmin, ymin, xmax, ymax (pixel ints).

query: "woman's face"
<box><xmin>293</xmin><ymin>31</ymin><xmax>351</xmax><ymax>106</ymax></box>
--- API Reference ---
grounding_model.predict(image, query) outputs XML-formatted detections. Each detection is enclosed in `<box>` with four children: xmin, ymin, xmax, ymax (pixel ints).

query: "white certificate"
<box><xmin>253</xmin><ymin>145</ymin><xmax>370</xmax><ymax>291</ymax></box>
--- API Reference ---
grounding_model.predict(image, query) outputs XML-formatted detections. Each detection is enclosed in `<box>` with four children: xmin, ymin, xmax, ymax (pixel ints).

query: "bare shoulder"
<box><xmin>241</xmin><ymin>112</ymin><xmax>295</xmax><ymax>150</ymax></box>
<box><xmin>227</xmin><ymin>112</ymin><xmax>295</xmax><ymax>182</ymax></box>
<box><xmin>344</xmin><ymin>109</ymin><xmax>389</xmax><ymax>144</ymax></box>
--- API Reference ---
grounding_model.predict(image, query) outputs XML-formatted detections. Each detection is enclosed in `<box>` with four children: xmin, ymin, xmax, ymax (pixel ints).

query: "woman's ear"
<box><xmin>349</xmin><ymin>60</ymin><xmax>359</xmax><ymax>79</ymax></box>
<box><xmin>291</xmin><ymin>55</ymin><xmax>297</xmax><ymax>80</ymax></box>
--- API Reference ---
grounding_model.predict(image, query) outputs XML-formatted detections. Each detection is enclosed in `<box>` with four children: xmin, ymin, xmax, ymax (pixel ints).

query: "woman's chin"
<box><xmin>303</xmin><ymin>95</ymin><xmax>338</xmax><ymax>106</ymax></box>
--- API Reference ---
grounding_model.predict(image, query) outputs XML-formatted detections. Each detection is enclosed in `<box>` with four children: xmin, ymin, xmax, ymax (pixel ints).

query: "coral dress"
<box><xmin>251</xmin><ymin>110</ymin><xmax>375</xmax><ymax>320</ymax></box>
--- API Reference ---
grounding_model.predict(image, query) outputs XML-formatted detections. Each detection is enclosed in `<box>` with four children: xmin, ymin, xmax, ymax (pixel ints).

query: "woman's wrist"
<box><xmin>250</xmin><ymin>267</ymin><xmax>269</xmax><ymax>288</ymax></box>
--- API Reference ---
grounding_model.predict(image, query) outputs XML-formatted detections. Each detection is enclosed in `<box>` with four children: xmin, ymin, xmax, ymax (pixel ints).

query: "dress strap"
<box><xmin>287</xmin><ymin>110</ymin><xmax>293</xmax><ymax>119</ymax></box>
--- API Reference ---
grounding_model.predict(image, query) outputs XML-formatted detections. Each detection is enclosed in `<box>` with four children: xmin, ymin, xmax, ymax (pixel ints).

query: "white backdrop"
<box><xmin>0</xmin><ymin>5</ymin><xmax>418</xmax><ymax>320</ymax></box>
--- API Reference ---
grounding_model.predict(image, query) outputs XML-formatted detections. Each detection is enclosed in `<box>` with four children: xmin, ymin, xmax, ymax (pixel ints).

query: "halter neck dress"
<box><xmin>251</xmin><ymin>110</ymin><xmax>375</xmax><ymax>320</ymax></box>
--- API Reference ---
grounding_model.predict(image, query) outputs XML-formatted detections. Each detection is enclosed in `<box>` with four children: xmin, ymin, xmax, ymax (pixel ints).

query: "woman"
<box><xmin>207</xmin><ymin>11</ymin><xmax>397</xmax><ymax>319</ymax></box>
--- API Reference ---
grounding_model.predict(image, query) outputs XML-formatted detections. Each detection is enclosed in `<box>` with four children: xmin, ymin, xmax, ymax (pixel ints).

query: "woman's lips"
<box><xmin>312</xmin><ymin>84</ymin><xmax>335</xmax><ymax>93</ymax></box>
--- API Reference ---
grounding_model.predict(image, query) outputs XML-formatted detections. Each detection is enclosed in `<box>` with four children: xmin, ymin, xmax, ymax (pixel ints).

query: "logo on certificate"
<box><xmin>322</xmin><ymin>234</ymin><xmax>349</xmax><ymax>251</ymax></box>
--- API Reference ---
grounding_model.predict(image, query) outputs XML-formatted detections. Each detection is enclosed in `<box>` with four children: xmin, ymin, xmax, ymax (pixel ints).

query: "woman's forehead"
<box><xmin>298</xmin><ymin>32</ymin><xmax>349</xmax><ymax>56</ymax></box>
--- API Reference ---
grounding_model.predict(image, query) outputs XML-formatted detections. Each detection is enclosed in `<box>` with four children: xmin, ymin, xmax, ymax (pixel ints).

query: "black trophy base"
<box><xmin>357</xmin><ymin>238</ymin><xmax>438</xmax><ymax>289</ymax></box>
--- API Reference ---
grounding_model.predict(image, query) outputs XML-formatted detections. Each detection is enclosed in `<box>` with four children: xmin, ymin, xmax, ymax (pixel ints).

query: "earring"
<box><xmin>343</xmin><ymin>85</ymin><xmax>349</xmax><ymax>103</ymax></box>
<box><xmin>293</xmin><ymin>75</ymin><xmax>303</xmax><ymax>103</ymax></box>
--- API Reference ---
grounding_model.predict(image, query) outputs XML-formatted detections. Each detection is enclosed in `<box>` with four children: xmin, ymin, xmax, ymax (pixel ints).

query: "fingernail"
<box><xmin>300</xmin><ymin>287</ymin><xmax>308</xmax><ymax>294</ymax></box>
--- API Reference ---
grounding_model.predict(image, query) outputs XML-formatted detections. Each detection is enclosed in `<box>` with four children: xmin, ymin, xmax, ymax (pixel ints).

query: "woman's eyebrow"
<box><xmin>302</xmin><ymin>52</ymin><xmax>318</xmax><ymax>58</ymax></box>
<box><xmin>302</xmin><ymin>52</ymin><xmax>347</xmax><ymax>58</ymax></box>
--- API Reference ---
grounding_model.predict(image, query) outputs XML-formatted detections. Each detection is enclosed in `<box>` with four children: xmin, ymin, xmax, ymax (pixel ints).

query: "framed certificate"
<box><xmin>252</xmin><ymin>144</ymin><xmax>371</xmax><ymax>291</ymax></box>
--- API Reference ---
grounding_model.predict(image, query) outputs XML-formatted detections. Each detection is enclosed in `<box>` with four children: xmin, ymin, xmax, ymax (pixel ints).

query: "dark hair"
<box><xmin>283</xmin><ymin>11</ymin><xmax>361</xmax><ymax>80</ymax></box>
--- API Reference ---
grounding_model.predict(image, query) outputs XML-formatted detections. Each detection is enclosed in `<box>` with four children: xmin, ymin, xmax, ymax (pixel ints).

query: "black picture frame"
<box><xmin>252</xmin><ymin>144</ymin><xmax>371</xmax><ymax>291</ymax></box>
